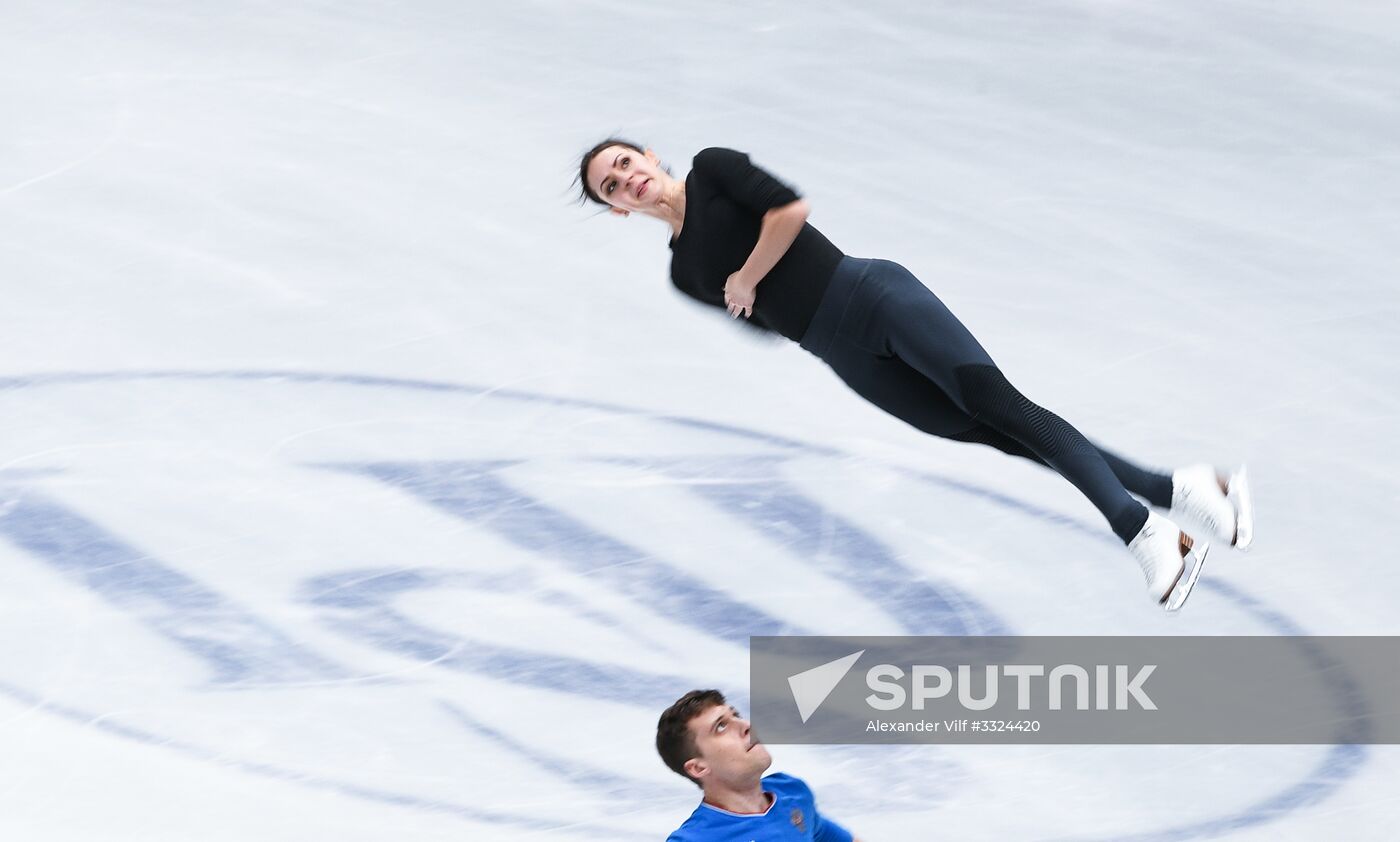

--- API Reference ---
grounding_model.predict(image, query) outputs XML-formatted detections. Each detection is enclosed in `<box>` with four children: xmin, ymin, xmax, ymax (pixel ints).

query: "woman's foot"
<box><xmin>1226</xmin><ymin>465</ymin><xmax>1254</xmax><ymax>550</ymax></box>
<box><xmin>1170</xmin><ymin>464</ymin><xmax>1248</xmax><ymax>548</ymax></box>
<box><xmin>1128</xmin><ymin>511</ymin><xmax>1208</xmax><ymax>610</ymax></box>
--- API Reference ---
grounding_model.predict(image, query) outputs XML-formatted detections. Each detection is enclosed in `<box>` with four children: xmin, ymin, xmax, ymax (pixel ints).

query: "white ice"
<box><xmin>2</xmin><ymin>1</ymin><xmax>1399</xmax><ymax>839</ymax></box>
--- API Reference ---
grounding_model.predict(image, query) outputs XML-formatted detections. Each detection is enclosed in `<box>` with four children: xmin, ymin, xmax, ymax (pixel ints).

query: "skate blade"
<box><xmin>1227</xmin><ymin>465</ymin><xmax>1253</xmax><ymax>551</ymax></box>
<box><xmin>1164</xmin><ymin>540</ymin><xmax>1209</xmax><ymax>613</ymax></box>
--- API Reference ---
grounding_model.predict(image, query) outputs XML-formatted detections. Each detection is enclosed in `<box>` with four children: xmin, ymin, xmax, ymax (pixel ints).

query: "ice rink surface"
<box><xmin>2</xmin><ymin>0</ymin><xmax>1399</xmax><ymax>838</ymax></box>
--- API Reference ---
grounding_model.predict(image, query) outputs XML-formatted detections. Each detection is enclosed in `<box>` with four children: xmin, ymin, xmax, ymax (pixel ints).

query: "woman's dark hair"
<box><xmin>573</xmin><ymin>137</ymin><xmax>669</xmax><ymax>206</ymax></box>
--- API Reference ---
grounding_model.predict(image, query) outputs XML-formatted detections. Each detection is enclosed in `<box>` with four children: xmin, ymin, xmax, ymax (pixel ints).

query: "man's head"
<box><xmin>656</xmin><ymin>689</ymin><xmax>772</xmax><ymax>790</ymax></box>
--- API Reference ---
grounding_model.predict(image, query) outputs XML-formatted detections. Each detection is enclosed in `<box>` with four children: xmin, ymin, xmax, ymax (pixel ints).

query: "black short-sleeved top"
<box><xmin>668</xmin><ymin>147</ymin><xmax>843</xmax><ymax>341</ymax></box>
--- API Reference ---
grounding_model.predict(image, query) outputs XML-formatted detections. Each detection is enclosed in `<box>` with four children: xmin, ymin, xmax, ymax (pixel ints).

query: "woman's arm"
<box><xmin>724</xmin><ymin>198</ymin><xmax>811</xmax><ymax>318</ymax></box>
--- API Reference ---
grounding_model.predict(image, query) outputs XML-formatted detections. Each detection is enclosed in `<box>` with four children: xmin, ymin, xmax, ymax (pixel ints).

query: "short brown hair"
<box><xmin>656</xmin><ymin>689</ymin><xmax>726</xmax><ymax>786</ymax></box>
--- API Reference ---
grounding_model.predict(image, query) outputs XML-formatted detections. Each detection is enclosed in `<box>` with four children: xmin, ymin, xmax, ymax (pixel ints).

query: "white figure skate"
<box><xmin>1170</xmin><ymin>464</ymin><xmax>1254</xmax><ymax>551</ymax></box>
<box><xmin>1226</xmin><ymin>465</ymin><xmax>1254</xmax><ymax>550</ymax></box>
<box><xmin>1129</xmin><ymin>511</ymin><xmax>1209</xmax><ymax>612</ymax></box>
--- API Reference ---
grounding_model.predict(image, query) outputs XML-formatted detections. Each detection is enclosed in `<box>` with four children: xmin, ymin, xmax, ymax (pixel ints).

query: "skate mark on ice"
<box><xmin>300</xmin><ymin>565</ymin><xmax>689</xmax><ymax>706</ymax></box>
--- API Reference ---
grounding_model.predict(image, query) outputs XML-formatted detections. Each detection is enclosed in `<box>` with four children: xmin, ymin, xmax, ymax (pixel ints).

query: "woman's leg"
<box><xmin>820</xmin><ymin>346</ymin><xmax>985</xmax><ymax>441</ymax></box>
<box><xmin>817</xmin><ymin>333</ymin><xmax>1173</xmax><ymax>508</ymax></box>
<box><xmin>952</xmin><ymin>426</ymin><xmax>1174</xmax><ymax>509</ymax></box>
<box><xmin>855</xmin><ymin>260</ymin><xmax>1151</xmax><ymax>544</ymax></box>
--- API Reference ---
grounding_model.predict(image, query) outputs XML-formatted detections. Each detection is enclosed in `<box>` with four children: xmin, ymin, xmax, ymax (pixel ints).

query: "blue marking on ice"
<box><xmin>0</xmin><ymin>370</ymin><xmax>1372</xmax><ymax>838</ymax></box>
<box><xmin>0</xmin><ymin>677</ymin><xmax>650</xmax><ymax>840</ymax></box>
<box><xmin>329</xmin><ymin>460</ymin><xmax>812</xmax><ymax>643</ymax></box>
<box><xmin>441</xmin><ymin>701</ymin><xmax>676</xmax><ymax>802</ymax></box>
<box><xmin>1062</xmin><ymin>580</ymin><xmax>1370</xmax><ymax>842</ymax></box>
<box><xmin>0</xmin><ymin>493</ymin><xmax>347</xmax><ymax>686</ymax></box>
<box><xmin>637</xmin><ymin>456</ymin><xmax>1009</xmax><ymax>636</ymax></box>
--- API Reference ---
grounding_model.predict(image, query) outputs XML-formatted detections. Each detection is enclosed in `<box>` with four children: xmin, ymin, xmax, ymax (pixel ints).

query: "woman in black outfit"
<box><xmin>576</xmin><ymin>139</ymin><xmax>1253</xmax><ymax>611</ymax></box>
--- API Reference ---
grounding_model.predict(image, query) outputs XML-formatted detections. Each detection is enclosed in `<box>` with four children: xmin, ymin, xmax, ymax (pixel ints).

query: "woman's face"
<box><xmin>586</xmin><ymin>145</ymin><xmax>666</xmax><ymax>215</ymax></box>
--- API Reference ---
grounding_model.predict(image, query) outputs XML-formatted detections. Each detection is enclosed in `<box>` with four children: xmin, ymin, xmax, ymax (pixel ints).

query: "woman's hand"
<box><xmin>724</xmin><ymin>271</ymin><xmax>756</xmax><ymax>319</ymax></box>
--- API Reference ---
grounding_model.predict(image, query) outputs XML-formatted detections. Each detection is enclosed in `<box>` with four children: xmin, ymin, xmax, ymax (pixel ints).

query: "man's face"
<box><xmin>685</xmin><ymin>703</ymin><xmax>773</xmax><ymax>788</ymax></box>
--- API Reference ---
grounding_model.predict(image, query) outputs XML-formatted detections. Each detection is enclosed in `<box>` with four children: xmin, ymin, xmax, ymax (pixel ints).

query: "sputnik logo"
<box><xmin>787</xmin><ymin>650</ymin><xmax>864</xmax><ymax>723</ymax></box>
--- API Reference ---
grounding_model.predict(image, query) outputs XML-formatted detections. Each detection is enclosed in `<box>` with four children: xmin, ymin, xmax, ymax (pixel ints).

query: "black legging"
<box><xmin>799</xmin><ymin>256</ymin><xmax>1170</xmax><ymax>544</ymax></box>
